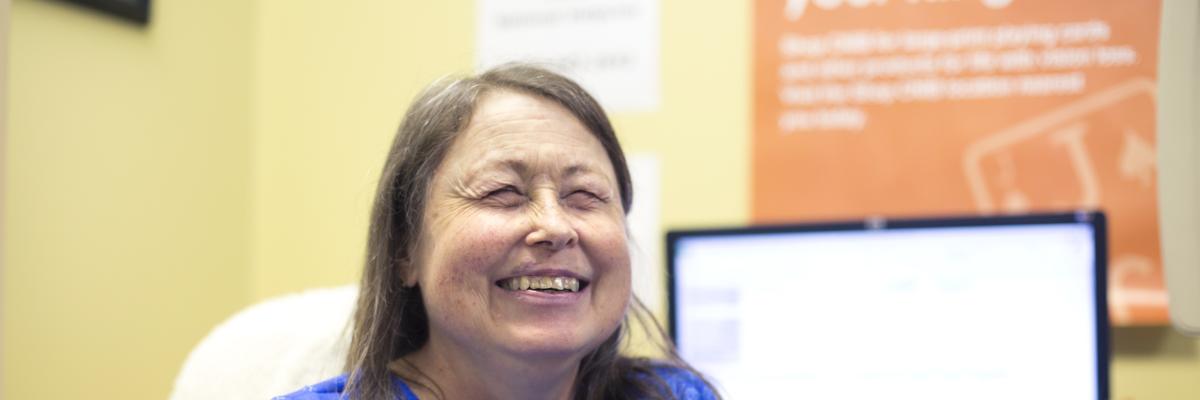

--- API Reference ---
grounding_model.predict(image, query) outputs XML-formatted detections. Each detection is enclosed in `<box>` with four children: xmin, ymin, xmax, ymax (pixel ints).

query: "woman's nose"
<box><xmin>525</xmin><ymin>196</ymin><xmax>578</xmax><ymax>250</ymax></box>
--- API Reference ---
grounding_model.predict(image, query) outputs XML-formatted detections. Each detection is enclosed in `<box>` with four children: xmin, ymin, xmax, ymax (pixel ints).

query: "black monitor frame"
<box><xmin>666</xmin><ymin>211</ymin><xmax>1109</xmax><ymax>400</ymax></box>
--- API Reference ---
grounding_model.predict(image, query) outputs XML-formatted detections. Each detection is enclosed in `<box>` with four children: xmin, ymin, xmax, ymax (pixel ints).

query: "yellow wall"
<box><xmin>4</xmin><ymin>0</ymin><xmax>253</xmax><ymax>398</ymax></box>
<box><xmin>250</xmin><ymin>0</ymin><xmax>479</xmax><ymax>299</ymax></box>
<box><xmin>4</xmin><ymin>0</ymin><xmax>1199</xmax><ymax>399</ymax></box>
<box><xmin>0</xmin><ymin>0</ymin><xmax>8</xmax><ymax>393</ymax></box>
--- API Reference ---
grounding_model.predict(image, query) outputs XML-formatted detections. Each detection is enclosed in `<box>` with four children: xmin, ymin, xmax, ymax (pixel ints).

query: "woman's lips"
<box><xmin>494</xmin><ymin>268</ymin><xmax>591</xmax><ymax>293</ymax></box>
<box><xmin>499</xmin><ymin>283</ymin><xmax>588</xmax><ymax>305</ymax></box>
<box><xmin>492</xmin><ymin>271</ymin><xmax>590</xmax><ymax>305</ymax></box>
<box><xmin>496</xmin><ymin>276</ymin><xmax>584</xmax><ymax>292</ymax></box>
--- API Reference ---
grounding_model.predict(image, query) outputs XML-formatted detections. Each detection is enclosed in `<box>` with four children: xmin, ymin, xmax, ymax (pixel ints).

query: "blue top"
<box><xmin>274</xmin><ymin>366</ymin><xmax>717</xmax><ymax>400</ymax></box>
<box><xmin>272</xmin><ymin>373</ymin><xmax>417</xmax><ymax>400</ymax></box>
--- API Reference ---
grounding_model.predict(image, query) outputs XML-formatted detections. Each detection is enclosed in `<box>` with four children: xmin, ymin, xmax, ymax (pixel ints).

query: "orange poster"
<box><xmin>753</xmin><ymin>0</ymin><xmax>1164</xmax><ymax>325</ymax></box>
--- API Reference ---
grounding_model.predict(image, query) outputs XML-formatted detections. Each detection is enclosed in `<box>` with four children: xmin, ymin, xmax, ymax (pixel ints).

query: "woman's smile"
<box><xmin>493</xmin><ymin>268</ymin><xmax>594</xmax><ymax>308</ymax></box>
<box><xmin>496</xmin><ymin>275</ymin><xmax>588</xmax><ymax>293</ymax></box>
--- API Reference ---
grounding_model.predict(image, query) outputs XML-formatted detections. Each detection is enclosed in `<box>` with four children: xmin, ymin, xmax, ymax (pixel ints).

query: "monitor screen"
<box><xmin>668</xmin><ymin>212</ymin><xmax>1108</xmax><ymax>400</ymax></box>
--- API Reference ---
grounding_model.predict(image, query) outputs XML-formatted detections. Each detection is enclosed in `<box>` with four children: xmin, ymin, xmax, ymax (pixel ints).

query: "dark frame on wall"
<box><xmin>61</xmin><ymin>0</ymin><xmax>150</xmax><ymax>24</ymax></box>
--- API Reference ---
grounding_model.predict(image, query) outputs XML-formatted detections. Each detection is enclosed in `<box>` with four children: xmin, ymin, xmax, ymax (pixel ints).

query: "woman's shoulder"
<box><xmin>272</xmin><ymin>374</ymin><xmax>349</xmax><ymax>400</ymax></box>
<box><xmin>647</xmin><ymin>364</ymin><xmax>720</xmax><ymax>400</ymax></box>
<box><xmin>273</xmin><ymin>373</ymin><xmax>419</xmax><ymax>400</ymax></box>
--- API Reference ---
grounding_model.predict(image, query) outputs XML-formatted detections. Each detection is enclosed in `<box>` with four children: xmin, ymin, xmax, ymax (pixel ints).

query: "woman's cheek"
<box><xmin>581</xmin><ymin>215</ymin><xmax>629</xmax><ymax>259</ymax></box>
<box><xmin>445</xmin><ymin>216</ymin><xmax>519</xmax><ymax>264</ymax></box>
<box><xmin>582</xmin><ymin>217</ymin><xmax>632</xmax><ymax>300</ymax></box>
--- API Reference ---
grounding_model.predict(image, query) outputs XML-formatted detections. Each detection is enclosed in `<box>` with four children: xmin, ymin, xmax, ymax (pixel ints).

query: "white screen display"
<box><xmin>673</xmin><ymin>222</ymin><xmax>1100</xmax><ymax>399</ymax></box>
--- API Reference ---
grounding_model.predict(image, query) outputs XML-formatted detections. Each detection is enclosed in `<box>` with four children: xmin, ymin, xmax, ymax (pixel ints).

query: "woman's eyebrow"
<box><xmin>462</xmin><ymin>158</ymin><xmax>527</xmax><ymax>181</ymax></box>
<box><xmin>468</xmin><ymin>158</ymin><xmax>604</xmax><ymax>179</ymax></box>
<box><xmin>562</xmin><ymin>163</ymin><xmax>601</xmax><ymax>178</ymax></box>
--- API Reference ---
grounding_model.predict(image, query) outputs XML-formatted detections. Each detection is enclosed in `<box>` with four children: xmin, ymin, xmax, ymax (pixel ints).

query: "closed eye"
<box><xmin>486</xmin><ymin>185</ymin><xmax>520</xmax><ymax>196</ymax></box>
<box><xmin>483</xmin><ymin>185</ymin><xmax>525</xmax><ymax>207</ymax></box>
<box><xmin>564</xmin><ymin>190</ymin><xmax>607</xmax><ymax>209</ymax></box>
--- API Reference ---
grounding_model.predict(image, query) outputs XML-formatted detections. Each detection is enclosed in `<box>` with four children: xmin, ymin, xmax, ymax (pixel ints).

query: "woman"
<box><xmin>277</xmin><ymin>64</ymin><xmax>720</xmax><ymax>400</ymax></box>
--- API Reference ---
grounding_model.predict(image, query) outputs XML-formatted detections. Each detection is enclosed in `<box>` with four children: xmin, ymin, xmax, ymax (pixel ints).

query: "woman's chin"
<box><xmin>497</xmin><ymin>325</ymin><xmax>608</xmax><ymax>360</ymax></box>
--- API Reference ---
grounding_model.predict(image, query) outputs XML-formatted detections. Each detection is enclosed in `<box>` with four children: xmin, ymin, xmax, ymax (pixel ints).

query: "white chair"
<box><xmin>169</xmin><ymin>285</ymin><xmax>357</xmax><ymax>400</ymax></box>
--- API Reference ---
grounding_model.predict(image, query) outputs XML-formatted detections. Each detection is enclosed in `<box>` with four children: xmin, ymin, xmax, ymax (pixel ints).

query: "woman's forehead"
<box><xmin>441</xmin><ymin>91</ymin><xmax>614</xmax><ymax>176</ymax></box>
<box><xmin>467</xmin><ymin>90</ymin><xmax>582</xmax><ymax>133</ymax></box>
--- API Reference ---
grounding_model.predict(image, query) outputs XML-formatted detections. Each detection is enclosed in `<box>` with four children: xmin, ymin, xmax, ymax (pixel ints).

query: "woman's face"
<box><xmin>409</xmin><ymin>90</ymin><xmax>631</xmax><ymax>361</ymax></box>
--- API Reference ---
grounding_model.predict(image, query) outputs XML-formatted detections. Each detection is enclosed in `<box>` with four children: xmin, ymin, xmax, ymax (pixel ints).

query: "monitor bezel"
<box><xmin>665</xmin><ymin>211</ymin><xmax>1109</xmax><ymax>399</ymax></box>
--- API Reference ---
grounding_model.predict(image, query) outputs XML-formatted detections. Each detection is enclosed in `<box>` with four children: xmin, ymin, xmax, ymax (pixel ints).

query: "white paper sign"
<box><xmin>626</xmin><ymin>153</ymin><xmax>664</xmax><ymax>315</ymax></box>
<box><xmin>476</xmin><ymin>0</ymin><xmax>661</xmax><ymax>113</ymax></box>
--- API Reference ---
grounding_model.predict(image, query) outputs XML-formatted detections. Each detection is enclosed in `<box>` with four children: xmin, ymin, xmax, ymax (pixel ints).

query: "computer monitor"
<box><xmin>668</xmin><ymin>212</ymin><xmax>1109</xmax><ymax>399</ymax></box>
<box><xmin>1157</xmin><ymin>0</ymin><xmax>1200</xmax><ymax>336</ymax></box>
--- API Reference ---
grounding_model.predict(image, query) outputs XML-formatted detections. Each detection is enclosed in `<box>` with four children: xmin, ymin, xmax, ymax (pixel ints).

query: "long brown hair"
<box><xmin>345</xmin><ymin>63</ymin><xmax>718</xmax><ymax>400</ymax></box>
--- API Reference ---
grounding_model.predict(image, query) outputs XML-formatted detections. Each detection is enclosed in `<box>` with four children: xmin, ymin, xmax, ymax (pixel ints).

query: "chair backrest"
<box><xmin>169</xmin><ymin>285</ymin><xmax>358</xmax><ymax>400</ymax></box>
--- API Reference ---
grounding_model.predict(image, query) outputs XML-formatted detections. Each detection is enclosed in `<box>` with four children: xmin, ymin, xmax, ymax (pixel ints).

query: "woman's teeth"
<box><xmin>499</xmin><ymin>276</ymin><xmax>581</xmax><ymax>292</ymax></box>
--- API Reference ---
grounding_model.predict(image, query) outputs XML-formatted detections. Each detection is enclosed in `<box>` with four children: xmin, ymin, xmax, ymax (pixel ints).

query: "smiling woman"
<box><xmin>273</xmin><ymin>64</ymin><xmax>720</xmax><ymax>400</ymax></box>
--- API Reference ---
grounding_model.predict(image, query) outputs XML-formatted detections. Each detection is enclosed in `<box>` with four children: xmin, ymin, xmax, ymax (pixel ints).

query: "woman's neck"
<box><xmin>393</xmin><ymin>336</ymin><xmax>583</xmax><ymax>400</ymax></box>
